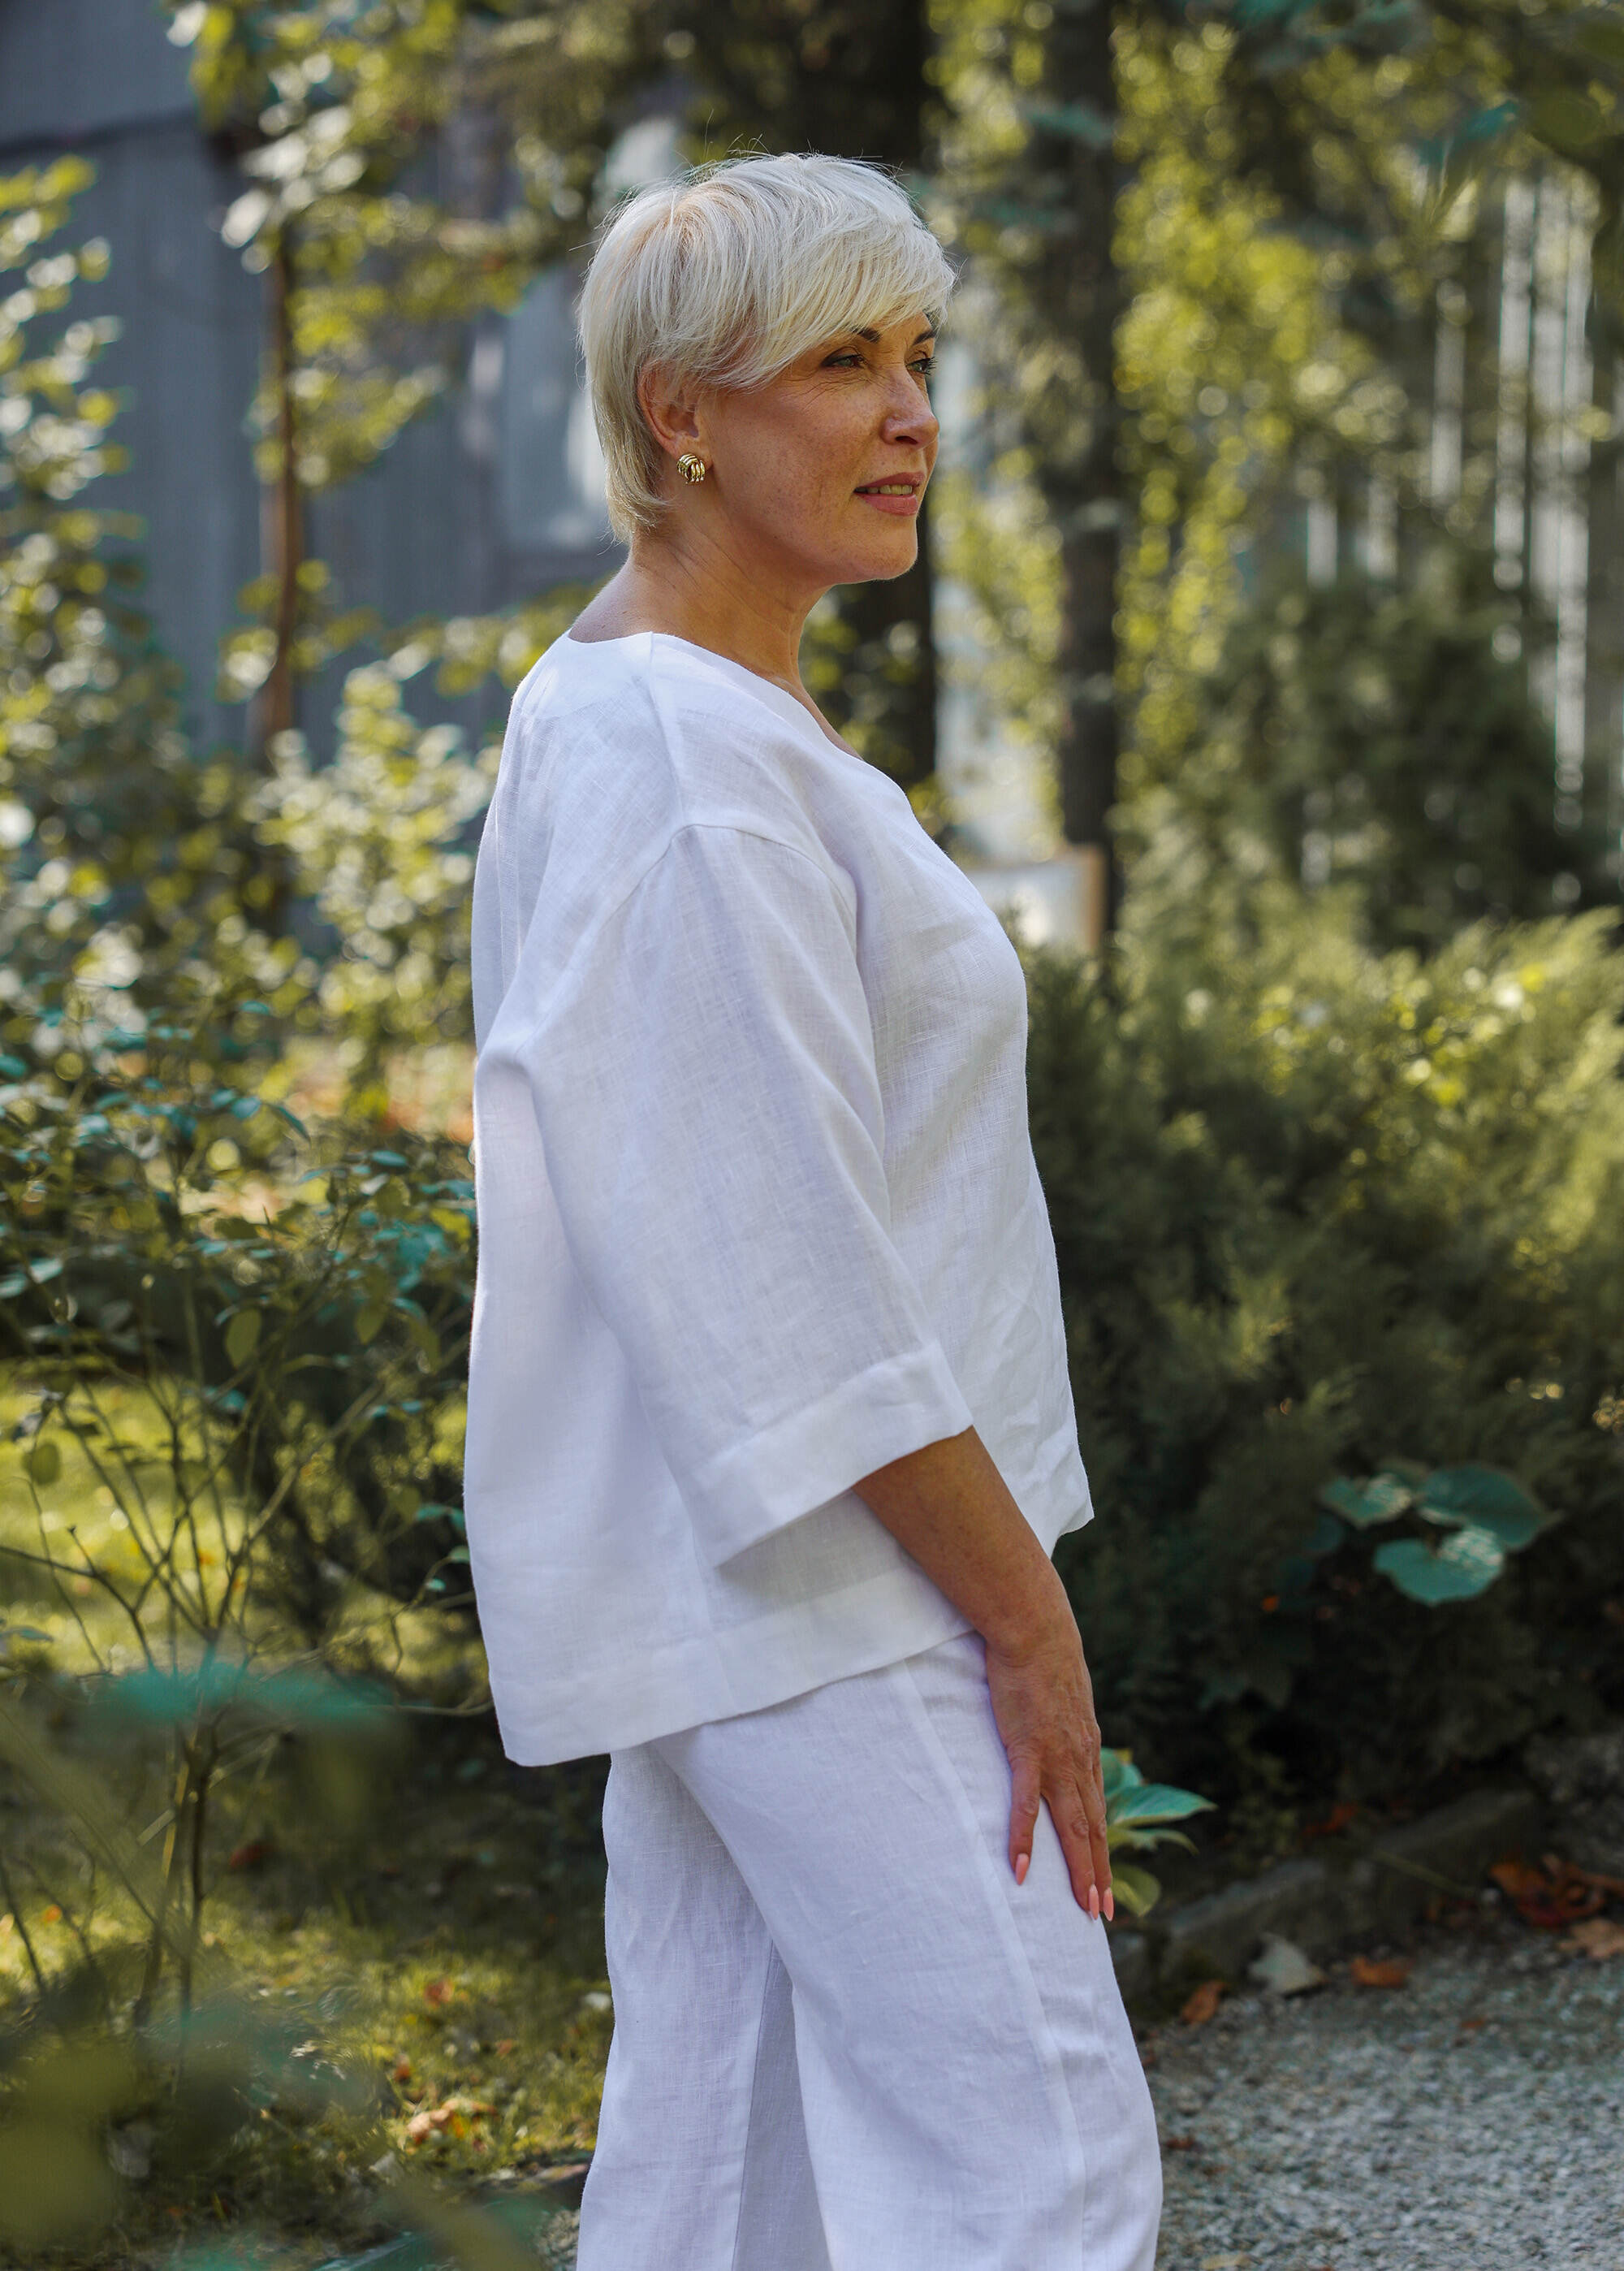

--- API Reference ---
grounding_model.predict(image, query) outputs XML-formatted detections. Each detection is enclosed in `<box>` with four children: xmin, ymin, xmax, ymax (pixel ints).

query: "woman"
<box><xmin>464</xmin><ymin>152</ymin><xmax>1161</xmax><ymax>2269</ymax></box>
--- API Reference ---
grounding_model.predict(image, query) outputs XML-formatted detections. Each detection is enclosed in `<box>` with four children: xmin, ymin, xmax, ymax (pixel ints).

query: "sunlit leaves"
<box><xmin>247</xmin><ymin>665</ymin><xmax>498</xmax><ymax>1058</ymax></box>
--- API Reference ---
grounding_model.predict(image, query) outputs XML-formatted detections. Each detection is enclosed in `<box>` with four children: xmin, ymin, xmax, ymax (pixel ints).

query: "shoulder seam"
<box><xmin>599</xmin><ymin>820</ymin><xmax>857</xmax><ymax>945</ymax></box>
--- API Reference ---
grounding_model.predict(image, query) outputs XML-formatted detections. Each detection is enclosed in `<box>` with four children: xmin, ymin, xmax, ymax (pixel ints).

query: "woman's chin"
<box><xmin>825</xmin><ymin>527</ymin><xmax>920</xmax><ymax>585</ymax></box>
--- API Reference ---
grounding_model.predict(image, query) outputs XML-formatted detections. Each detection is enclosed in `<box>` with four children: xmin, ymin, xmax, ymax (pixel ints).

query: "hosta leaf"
<box><xmin>1108</xmin><ymin>1863</ymin><xmax>1162</xmax><ymax>1918</ymax></box>
<box><xmin>1318</xmin><ymin>1472</ymin><xmax>1412</xmax><ymax>1528</ymax></box>
<box><xmin>1374</xmin><ymin>1525</ymin><xmax>1504</xmax><ymax>1604</ymax></box>
<box><xmin>1107</xmin><ymin>1825</ymin><xmax>1198</xmax><ymax>1855</ymax></box>
<box><xmin>1107</xmin><ymin>1782</ymin><xmax>1215</xmax><ymax>1827</ymax></box>
<box><xmin>1417</xmin><ymin>1465</ymin><xmax>1545</xmax><ymax>1551</ymax></box>
<box><xmin>1100</xmin><ymin>1749</ymin><xmax>1142</xmax><ymax>1801</ymax></box>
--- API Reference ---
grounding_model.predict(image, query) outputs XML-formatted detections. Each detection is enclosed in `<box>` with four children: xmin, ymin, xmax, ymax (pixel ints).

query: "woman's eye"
<box><xmin>914</xmin><ymin>357</ymin><xmax>936</xmax><ymax>379</ymax></box>
<box><xmin>825</xmin><ymin>351</ymin><xmax>863</xmax><ymax>368</ymax></box>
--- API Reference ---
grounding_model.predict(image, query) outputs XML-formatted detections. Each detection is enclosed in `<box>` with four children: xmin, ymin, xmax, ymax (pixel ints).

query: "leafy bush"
<box><xmin>1029</xmin><ymin>887</ymin><xmax>1624</xmax><ymax>1810</ymax></box>
<box><xmin>1124</xmin><ymin>539</ymin><xmax>1613</xmax><ymax>957</ymax></box>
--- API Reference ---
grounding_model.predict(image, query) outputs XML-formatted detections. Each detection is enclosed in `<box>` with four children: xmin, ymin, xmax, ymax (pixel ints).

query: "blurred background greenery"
<box><xmin>2</xmin><ymin>0</ymin><xmax>1623</xmax><ymax>2262</ymax></box>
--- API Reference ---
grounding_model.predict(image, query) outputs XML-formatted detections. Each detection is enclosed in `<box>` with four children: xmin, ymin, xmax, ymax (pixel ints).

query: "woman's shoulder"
<box><xmin>503</xmin><ymin>630</ymin><xmax>845</xmax><ymax>872</ymax></box>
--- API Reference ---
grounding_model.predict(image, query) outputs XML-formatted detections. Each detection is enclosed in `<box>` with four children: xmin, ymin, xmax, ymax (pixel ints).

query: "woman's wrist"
<box><xmin>852</xmin><ymin>1425</ymin><xmax>1067</xmax><ymax>1657</ymax></box>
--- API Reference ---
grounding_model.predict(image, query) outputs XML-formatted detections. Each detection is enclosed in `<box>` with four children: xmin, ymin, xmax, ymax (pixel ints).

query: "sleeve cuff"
<box><xmin>685</xmin><ymin>1344</ymin><xmax>976</xmax><ymax>1568</ymax></box>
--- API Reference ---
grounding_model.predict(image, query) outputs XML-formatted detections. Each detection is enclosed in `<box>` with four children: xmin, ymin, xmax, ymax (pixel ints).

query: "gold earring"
<box><xmin>677</xmin><ymin>452</ymin><xmax>707</xmax><ymax>485</ymax></box>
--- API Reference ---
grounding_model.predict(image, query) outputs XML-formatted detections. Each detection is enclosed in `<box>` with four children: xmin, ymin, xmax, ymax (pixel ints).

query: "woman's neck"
<box><xmin>569</xmin><ymin>534</ymin><xmax>817</xmax><ymax>699</ymax></box>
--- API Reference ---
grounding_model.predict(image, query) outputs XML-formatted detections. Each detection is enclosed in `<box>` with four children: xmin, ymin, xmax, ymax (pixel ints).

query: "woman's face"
<box><xmin>681</xmin><ymin>314</ymin><xmax>940</xmax><ymax>592</ymax></box>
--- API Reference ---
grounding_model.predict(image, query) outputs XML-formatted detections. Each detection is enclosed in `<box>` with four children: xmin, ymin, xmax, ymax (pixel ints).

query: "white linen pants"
<box><xmin>575</xmin><ymin>1628</ymin><xmax>1162</xmax><ymax>2270</ymax></box>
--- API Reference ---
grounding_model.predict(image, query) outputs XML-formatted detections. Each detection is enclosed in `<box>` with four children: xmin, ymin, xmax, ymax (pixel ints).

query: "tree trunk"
<box><xmin>1029</xmin><ymin>0</ymin><xmax>1125</xmax><ymax>937</ymax></box>
<box><xmin>256</xmin><ymin>230</ymin><xmax>303</xmax><ymax>763</ymax></box>
<box><xmin>1583</xmin><ymin>325</ymin><xmax>1623</xmax><ymax>859</ymax></box>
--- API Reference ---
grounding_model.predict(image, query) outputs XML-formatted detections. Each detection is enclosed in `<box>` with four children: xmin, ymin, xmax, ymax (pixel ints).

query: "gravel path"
<box><xmin>1143</xmin><ymin>1921</ymin><xmax>1624</xmax><ymax>2269</ymax></box>
<box><xmin>530</xmin><ymin>1921</ymin><xmax>1623</xmax><ymax>2269</ymax></box>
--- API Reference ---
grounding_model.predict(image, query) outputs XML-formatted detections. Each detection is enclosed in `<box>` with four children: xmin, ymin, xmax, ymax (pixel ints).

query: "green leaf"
<box><xmin>1527</xmin><ymin>90</ymin><xmax>1609</xmax><ymax>153</ymax></box>
<box><xmin>355</xmin><ymin>1302</ymin><xmax>387</xmax><ymax>1346</ymax></box>
<box><xmin>1416</xmin><ymin>1465</ymin><xmax>1546</xmax><ymax>1551</ymax></box>
<box><xmin>24</xmin><ymin>1442</ymin><xmax>60</xmax><ymax>1487</ymax></box>
<box><xmin>1107</xmin><ymin>1781</ymin><xmax>1216</xmax><ymax>1828</ymax></box>
<box><xmin>1317</xmin><ymin>1471</ymin><xmax>1408</xmax><ymax>1525</ymax></box>
<box><xmin>1317</xmin><ymin>1472</ymin><xmax>1412</xmax><ymax>1528</ymax></box>
<box><xmin>1100</xmin><ymin>1749</ymin><xmax>1143</xmax><ymax>1801</ymax></box>
<box><xmin>224</xmin><ymin>1309</ymin><xmax>261</xmax><ymax>1368</ymax></box>
<box><xmin>97</xmin><ymin>1663</ymin><xmax>394</xmax><ymax>1732</ymax></box>
<box><xmin>1107</xmin><ymin>1862</ymin><xmax>1163</xmax><ymax>1918</ymax></box>
<box><xmin>1373</xmin><ymin>1526</ymin><xmax>1504</xmax><ymax>1603</ymax></box>
<box><xmin>1108</xmin><ymin>1824</ymin><xmax>1198</xmax><ymax>1855</ymax></box>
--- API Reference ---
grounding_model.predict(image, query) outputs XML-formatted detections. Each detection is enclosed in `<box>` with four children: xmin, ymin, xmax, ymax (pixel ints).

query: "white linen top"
<box><xmin>464</xmin><ymin>629</ymin><xmax>1092</xmax><ymax>1765</ymax></box>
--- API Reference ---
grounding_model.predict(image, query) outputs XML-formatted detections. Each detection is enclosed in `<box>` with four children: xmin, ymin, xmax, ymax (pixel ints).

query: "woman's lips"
<box><xmin>854</xmin><ymin>480</ymin><xmax>922</xmax><ymax>517</ymax></box>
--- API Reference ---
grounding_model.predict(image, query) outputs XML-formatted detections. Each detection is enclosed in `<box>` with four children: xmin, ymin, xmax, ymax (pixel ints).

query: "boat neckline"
<box><xmin>560</xmin><ymin>628</ymin><xmax>859</xmax><ymax>757</ymax></box>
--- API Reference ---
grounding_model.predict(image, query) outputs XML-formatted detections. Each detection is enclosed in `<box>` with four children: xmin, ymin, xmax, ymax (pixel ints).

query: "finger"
<box><xmin>1053</xmin><ymin>1789</ymin><xmax>1101</xmax><ymax>1918</ymax></box>
<box><xmin>1079</xmin><ymin>1749</ymin><xmax>1114</xmax><ymax>1923</ymax></box>
<box><xmin>1007</xmin><ymin>1751</ymin><xmax>1041</xmax><ymax>1885</ymax></box>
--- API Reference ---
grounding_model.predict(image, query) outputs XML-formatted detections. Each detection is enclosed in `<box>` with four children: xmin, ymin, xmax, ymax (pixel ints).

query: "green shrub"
<box><xmin>1029</xmin><ymin>888</ymin><xmax>1624</xmax><ymax>1808</ymax></box>
<box><xmin>1123</xmin><ymin>539</ymin><xmax>1613</xmax><ymax>957</ymax></box>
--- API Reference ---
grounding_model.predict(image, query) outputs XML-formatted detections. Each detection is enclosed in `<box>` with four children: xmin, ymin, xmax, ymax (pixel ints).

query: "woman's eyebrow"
<box><xmin>852</xmin><ymin>326</ymin><xmax>939</xmax><ymax>344</ymax></box>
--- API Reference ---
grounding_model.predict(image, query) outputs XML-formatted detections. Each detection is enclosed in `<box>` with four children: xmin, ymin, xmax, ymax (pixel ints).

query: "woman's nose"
<box><xmin>883</xmin><ymin>389</ymin><xmax>938</xmax><ymax>445</ymax></box>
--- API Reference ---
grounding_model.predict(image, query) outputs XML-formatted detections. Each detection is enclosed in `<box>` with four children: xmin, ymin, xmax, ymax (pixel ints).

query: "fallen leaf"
<box><xmin>41</xmin><ymin>1904</ymin><xmax>62</xmax><ymax>1925</ymax></box>
<box><xmin>227</xmin><ymin>1841</ymin><xmax>273</xmax><ymax>1872</ymax></box>
<box><xmin>1180</xmin><ymin>1979</ymin><xmax>1226</xmax><ymax>2025</ymax></box>
<box><xmin>404</xmin><ymin>2095</ymin><xmax>498</xmax><ymax>2145</ymax></box>
<box><xmin>1247</xmin><ymin>1934</ymin><xmax>1326</xmax><ymax>1996</ymax></box>
<box><xmin>1490</xmin><ymin>1854</ymin><xmax>1604</xmax><ymax>1928</ymax></box>
<box><xmin>1350</xmin><ymin>1955</ymin><xmax>1412</xmax><ymax>1988</ymax></box>
<box><xmin>1457</xmin><ymin>2016</ymin><xmax>1487</xmax><ymax>2032</ymax></box>
<box><xmin>1302</xmin><ymin>1801</ymin><xmax>1358</xmax><ymax>1840</ymax></box>
<box><xmin>1163</xmin><ymin>2133</ymin><xmax>1200</xmax><ymax>2152</ymax></box>
<box><xmin>494</xmin><ymin>2038</ymin><xmax>517</xmax><ymax>2057</ymax></box>
<box><xmin>391</xmin><ymin>2056</ymin><xmax>412</xmax><ymax>2083</ymax></box>
<box><xmin>1551</xmin><ymin>1856</ymin><xmax>1624</xmax><ymax>1899</ymax></box>
<box><xmin>1560</xmin><ymin>1917</ymin><xmax>1624</xmax><ymax>1962</ymax></box>
<box><xmin>424</xmin><ymin>1979</ymin><xmax>454</xmax><ymax>2006</ymax></box>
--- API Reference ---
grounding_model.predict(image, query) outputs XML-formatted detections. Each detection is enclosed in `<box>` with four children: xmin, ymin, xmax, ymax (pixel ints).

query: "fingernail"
<box><xmin>1014</xmin><ymin>1852</ymin><xmax>1030</xmax><ymax>1885</ymax></box>
<box><xmin>1104</xmin><ymin>1889</ymin><xmax>1115</xmax><ymax>1923</ymax></box>
<box><xmin>1088</xmin><ymin>1886</ymin><xmax>1099</xmax><ymax>1920</ymax></box>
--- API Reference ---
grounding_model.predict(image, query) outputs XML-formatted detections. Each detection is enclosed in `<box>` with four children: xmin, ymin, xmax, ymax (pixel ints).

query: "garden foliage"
<box><xmin>1028</xmin><ymin>879</ymin><xmax>1624</xmax><ymax>1810</ymax></box>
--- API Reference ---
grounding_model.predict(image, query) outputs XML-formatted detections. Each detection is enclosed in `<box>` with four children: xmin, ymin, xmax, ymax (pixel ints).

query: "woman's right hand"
<box><xmin>849</xmin><ymin>1425</ymin><xmax>1115</xmax><ymax>1918</ymax></box>
<box><xmin>983</xmin><ymin>1565</ymin><xmax>1114</xmax><ymax>1919</ymax></box>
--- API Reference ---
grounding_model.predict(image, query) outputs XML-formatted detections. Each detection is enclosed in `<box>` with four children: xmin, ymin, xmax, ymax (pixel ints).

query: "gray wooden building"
<box><xmin>0</xmin><ymin>0</ymin><xmax>623</xmax><ymax>755</ymax></box>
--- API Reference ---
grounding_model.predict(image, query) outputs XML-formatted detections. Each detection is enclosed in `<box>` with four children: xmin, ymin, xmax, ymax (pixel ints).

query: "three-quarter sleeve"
<box><xmin>519</xmin><ymin>821</ymin><xmax>974</xmax><ymax>1566</ymax></box>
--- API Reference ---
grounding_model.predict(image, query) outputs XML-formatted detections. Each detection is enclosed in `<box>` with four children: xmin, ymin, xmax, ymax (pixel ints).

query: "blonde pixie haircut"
<box><xmin>578</xmin><ymin>152</ymin><xmax>957</xmax><ymax>541</ymax></box>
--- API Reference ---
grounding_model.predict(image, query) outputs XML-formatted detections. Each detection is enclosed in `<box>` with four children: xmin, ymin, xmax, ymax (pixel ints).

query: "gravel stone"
<box><xmin>1144</xmin><ymin>1921</ymin><xmax>1624</xmax><ymax>2269</ymax></box>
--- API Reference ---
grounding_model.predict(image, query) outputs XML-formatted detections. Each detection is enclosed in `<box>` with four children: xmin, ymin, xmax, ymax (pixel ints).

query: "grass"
<box><xmin>1</xmin><ymin>1370</ymin><xmax>611</xmax><ymax>2270</ymax></box>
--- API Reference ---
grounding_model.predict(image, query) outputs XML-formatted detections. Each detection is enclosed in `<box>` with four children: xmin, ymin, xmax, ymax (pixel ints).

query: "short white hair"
<box><xmin>577</xmin><ymin>152</ymin><xmax>957</xmax><ymax>541</ymax></box>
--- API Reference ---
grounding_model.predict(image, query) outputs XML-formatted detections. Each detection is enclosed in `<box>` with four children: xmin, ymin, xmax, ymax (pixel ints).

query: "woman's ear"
<box><xmin>637</xmin><ymin>364</ymin><xmax>704</xmax><ymax>467</ymax></box>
